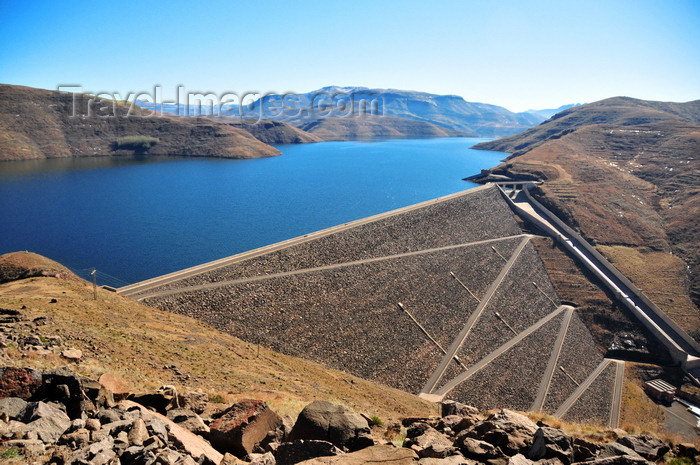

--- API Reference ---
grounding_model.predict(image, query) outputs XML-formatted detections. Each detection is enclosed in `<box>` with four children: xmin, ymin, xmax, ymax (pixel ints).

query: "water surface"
<box><xmin>0</xmin><ymin>138</ymin><xmax>505</xmax><ymax>285</ymax></box>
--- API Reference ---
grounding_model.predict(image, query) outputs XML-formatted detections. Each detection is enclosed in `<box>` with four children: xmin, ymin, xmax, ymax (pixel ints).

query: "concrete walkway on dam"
<box><xmin>116</xmin><ymin>183</ymin><xmax>622</xmax><ymax>425</ymax></box>
<box><xmin>501</xmin><ymin>184</ymin><xmax>700</xmax><ymax>374</ymax></box>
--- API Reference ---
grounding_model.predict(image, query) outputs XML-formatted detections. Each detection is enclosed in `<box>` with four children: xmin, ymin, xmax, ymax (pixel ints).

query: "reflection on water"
<box><xmin>0</xmin><ymin>155</ymin><xmax>188</xmax><ymax>178</ymax></box>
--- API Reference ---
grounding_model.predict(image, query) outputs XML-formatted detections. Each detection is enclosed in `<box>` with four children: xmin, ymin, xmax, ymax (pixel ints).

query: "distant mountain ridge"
<box><xmin>138</xmin><ymin>86</ymin><xmax>568</xmax><ymax>138</ymax></box>
<box><xmin>238</xmin><ymin>86</ymin><xmax>550</xmax><ymax>138</ymax></box>
<box><xmin>524</xmin><ymin>103</ymin><xmax>582</xmax><ymax>120</ymax></box>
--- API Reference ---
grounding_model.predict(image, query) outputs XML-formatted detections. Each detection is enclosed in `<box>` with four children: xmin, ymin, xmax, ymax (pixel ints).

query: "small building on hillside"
<box><xmin>644</xmin><ymin>379</ymin><xmax>677</xmax><ymax>403</ymax></box>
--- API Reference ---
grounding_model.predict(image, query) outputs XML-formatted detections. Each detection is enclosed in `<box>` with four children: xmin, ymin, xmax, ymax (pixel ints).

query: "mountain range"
<box><xmin>138</xmin><ymin>86</ymin><xmax>567</xmax><ymax>138</ymax></box>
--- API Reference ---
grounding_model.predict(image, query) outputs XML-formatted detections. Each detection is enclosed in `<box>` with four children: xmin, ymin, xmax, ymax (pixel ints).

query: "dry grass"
<box><xmin>0</xmin><ymin>272</ymin><xmax>433</xmax><ymax>421</ymax></box>
<box><xmin>618</xmin><ymin>363</ymin><xmax>665</xmax><ymax>435</ymax></box>
<box><xmin>597</xmin><ymin>245</ymin><xmax>700</xmax><ymax>339</ymax></box>
<box><xmin>526</xmin><ymin>411</ymin><xmax>619</xmax><ymax>443</ymax></box>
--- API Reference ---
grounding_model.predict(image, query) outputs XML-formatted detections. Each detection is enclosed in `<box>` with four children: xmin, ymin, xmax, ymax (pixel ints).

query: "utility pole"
<box><xmin>91</xmin><ymin>269</ymin><xmax>97</xmax><ymax>300</ymax></box>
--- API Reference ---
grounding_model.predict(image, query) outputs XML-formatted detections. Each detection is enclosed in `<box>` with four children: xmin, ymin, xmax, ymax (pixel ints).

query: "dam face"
<box><xmin>123</xmin><ymin>184</ymin><xmax>614</xmax><ymax>423</ymax></box>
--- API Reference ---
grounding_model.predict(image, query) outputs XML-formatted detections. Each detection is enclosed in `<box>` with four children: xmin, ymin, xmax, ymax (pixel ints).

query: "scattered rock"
<box><xmin>121</xmin><ymin>399</ymin><xmax>224</xmax><ymax>464</ymax></box>
<box><xmin>61</xmin><ymin>348</ymin><xmax>83</xmax><ymax>361</ymax></box>
<box><xmin>457</xmin><ymin>436</ymin><xmax>502</xmax><ymax>460</ymax></box>
<box><xmin>527</xmin><ymin>427</ymin><xmax>574</xmax><ymax>464</ymax></box>
<box><xmin>439</xmin><ymin>415</ymin><xmax>477</xmax><ymax>434</ymax></box>
<box><xmin>404</xmin><ymin>426</ymin><xmax>456</xmax><ymax>458</ymax></box>
<box><xmin>275</xmin><ymin>439</ymin><xmax>344</xmax><ymax>465</ymax></box>
<box><xmin>0</xmin><ymin>365</ymin><xmax>682</xmax><ymax>465</ymax></box>
<box><xmin>617</xmin><ymin>435</ymin><xmax>670</xmax><ymax>461</ymax></box>
<box><xmin>574</xmin><ymin>437</ymin><xmax>600</xmax><ymax>462</ymax></box>
<box><xmin>98</xmin><ymin>372</ymin><xmax>131</xmax><ymax>400</ymax></box>
<box><xmin>179</xmin><ymin>390</ymin><xmax>208</xmax><ymax>414</ymax></box>
<box><xmin>296</xmin><ymin>444</ymin><xmax>418</xmax><ymax>464</ymax></box>
<box><xmin>466</xmin><ymin>409</ymin><xmax>538</xmax><ymax>456</ymax></box>
<box><xmin>598</xmin><ymin>442</ymin><xmax>643</xmax><ymax>460</ymax></box>
<box><xmin>0</xmin><ymin>396</ymin><xmax>28</xmax><ymax>419</ymax></box>
<box><xmin>289</xmin><ymin>400</ymin><xmax>374</xmax><ymax>452</ymax></box>
<box><xmin>0</xmin><ymin>366</ymin><xmax>43</xmax><ymax>399</ymax></box>
<box><xmin>581</xmin><ymin>455</ymin><xmax>651</xmax><ymax>465</ymax></box>
<box><xmin>167</xmin><ymin>407</ymin><xmax>210</xmax><ymax>438</ymax></box>
<box><xmin>210</xmin><ymin>399</ymin><xmax>283</xmax><ymax>458</ymax></box>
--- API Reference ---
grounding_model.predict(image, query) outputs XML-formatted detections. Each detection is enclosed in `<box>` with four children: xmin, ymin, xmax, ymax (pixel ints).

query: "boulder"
<box><xmin>290</xmin><ymin>400</ymin><xmax>374</xmax><ymax>452</ymax></box>
<box><xmin>598</xmin><ymin>442</ymin><xmax>643</xmax><ymax>460</ymax></box>
<box><xmin>274</xmin><ymin>439</ymin><xmax>344</xmax><ymax>465</ymax></box>
<box><xmin>466</xmin><ymin>409</ymin><xmax>538</xmax><ymax>456</ymax></box>
<box><xmin>616</xmin><ymin>435</ymin><xmax>670</xmax><ymax>461</ymax></box>
<box><xmin>96</xmin><ymin>408</ymin><xmax>121</xmax><ymax>424</ymax></box>
<box><xmin>61</xmin><ymin>348</ymin><xmax>83</xmax><ymax>361</ymax></box>
<box><xmin>23</xmin><ymin>402</ymin><xmax>71</xmax><ymax>443</ymax></box>
<box><xmin>508</xmin><ymin>454</ymin><xmax>536</xmax><ymax>465</ymax></box>
<box><xmin>98</xmin><ymin>373</ymin><xmax>131</xmax><ymax>400</ymax></box>
<box><xmin>120</xmin><ymin>399</ymin><xmax>223</xmax><ymax>465</ymax></box>
<box><xmin>0</xmin><ymin>366</ymin><xmax>43</xmax><ymax>399</ymax></box>
<box><xmin>404</xmin><ymin>426</ymin><xmax>456</xmax><ymax>458</ymax></box>
<box><xmin>527</xmin><ymin>427</ymin><xmax>574</xmax><ymax>464</ymax></box>
<box><xmin>167</xmin><ymin>408</ymin><xmax>210</xmax><ymax>438</ymax></box>
<box><xmin>579</xmin><ymin>455</ymin><xmax>652</xmax><ymax>465</ymax></box>
<box><xmin>439</xmin><ymin>415</ymin><xmax>477</xmax><ymax>434</ymax></box>
<box><xmin>0</xmin><ymin>396</ymin><xmax>27</xmax><ymax>419</ymax></box>
<box><xmin>249</xmin><ymin>451</ymin><xmax>277</xmax><ymax>465</ymax></box>
<box><xmin>59</xmin><ymin>428</ymin><xmax>91</xmax><ymax>448</ymax></box>
<box><xmin>418</xmin><ymin>455</ymin><xmax>475</xmax><ymax>465</ymax></box>
<box><xmin>573</xmin><ymin>437</ymin><xmax>600</xmax><ymax>462</ymax></box>
<box><xmin>178</xmin><ymin>390</ymin><xmax>208</xmax><ymax>414</ymax></box>
<box><xmin>210</xmin><ymin>399</ymin><xmax>283</xmax><ymax>458</ymax></box>
<box><xmin>457</xmin><ymin>436</ymin><xmax>503</xmax><ymax>460</ymax></box>
<box><xmin>441</xmin><ymin>400</ymin><xmax>480</xmax><ymax>419</ymax></box>
<box><xmin>297</xmin><ymin>444</ymin><xmax>418</xmax><ymax>464</ymax></box>
<box><xmin>85</xmin><ymin>417</ymin><xmax>101</xmax><ymax>431</ymax></box>
<box><xmin>128</xmin><ymin>417</ymin><xmax>149</xmax><ymax>446</ymax></box>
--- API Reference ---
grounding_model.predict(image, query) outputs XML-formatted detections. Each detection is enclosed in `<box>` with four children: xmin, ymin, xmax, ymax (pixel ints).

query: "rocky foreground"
<box><xmin>0</xmin><ymin>366</ymin><xmax>696</xmax><ymax>465</ymax></box>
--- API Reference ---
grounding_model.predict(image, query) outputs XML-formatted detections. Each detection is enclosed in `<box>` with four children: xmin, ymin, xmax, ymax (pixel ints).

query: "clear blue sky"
<box><xmin>1</xmin><ymin>0</ymin><xmax>698</xmax><ymax>112</ymax></box>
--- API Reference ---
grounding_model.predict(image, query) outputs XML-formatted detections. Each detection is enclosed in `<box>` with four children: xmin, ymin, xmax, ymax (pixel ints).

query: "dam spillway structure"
<box><xmin>119</xmin><ymin>184</ymin><xmax>623</xmax><ymax>425</ymax></box>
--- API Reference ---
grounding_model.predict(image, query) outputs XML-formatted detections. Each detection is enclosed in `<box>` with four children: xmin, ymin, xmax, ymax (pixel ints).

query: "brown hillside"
<box><xmin>217</xmin><ymin>118</ymin><xmax>322</xmax><ymax>144</ymax></box>
<box><xmin>0</xmin><ymin>84</ymin><xmax>281</xmax><ymax>161</ymax></box>
<box><xmin>474</xmin><ymin>97</ymin><xmax>700</xmax><ymax>339</ymax></box>
<box><xmin>298</xmin><ymin>115</ymin><xmax>469</xmax><ymax>140</ymax></box>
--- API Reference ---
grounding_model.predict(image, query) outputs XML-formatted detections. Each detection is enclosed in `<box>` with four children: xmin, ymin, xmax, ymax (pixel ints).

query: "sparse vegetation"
<box><xmin>1</xmin><ymin>447</ymin><xmax>22</xmax><ymax>459</ymax></box>
<box><xmin>209</xmin><ymin>393</ymin><xmax>226</xmax><ymax>403</ymax></box>
<box><xmin>113</xmin><ymin>135</ymin><xmax>159</xmax><ymax>152</ymax></box>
